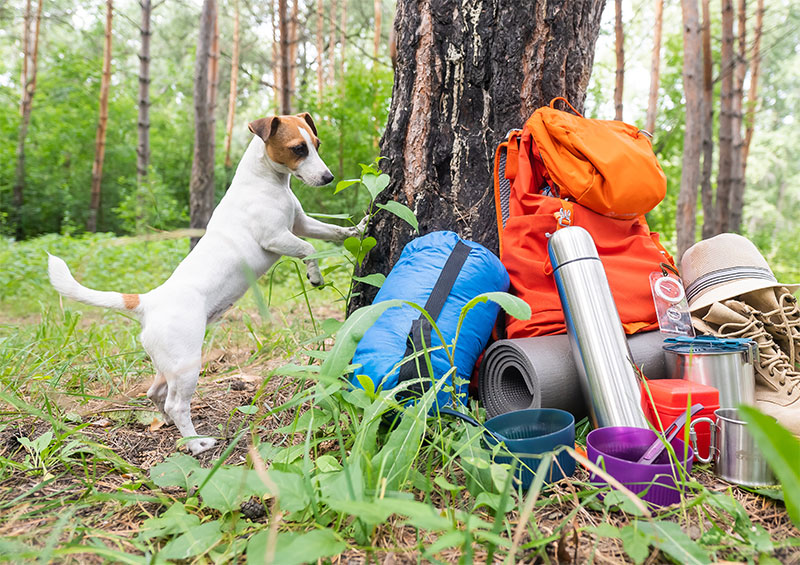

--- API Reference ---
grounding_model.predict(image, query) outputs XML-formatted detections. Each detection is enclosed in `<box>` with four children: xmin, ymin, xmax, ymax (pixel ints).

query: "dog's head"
<box><xmin>248</xmin><ymin>113</ymin><xmax>334</xmax><ymax>186</ymax></box>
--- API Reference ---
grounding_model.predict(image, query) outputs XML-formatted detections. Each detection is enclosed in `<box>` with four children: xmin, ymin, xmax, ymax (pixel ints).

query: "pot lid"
<box><xmin>663</xmin><ymin>335</ymin><xmax>755</xmax><ymax>354</ymax></box>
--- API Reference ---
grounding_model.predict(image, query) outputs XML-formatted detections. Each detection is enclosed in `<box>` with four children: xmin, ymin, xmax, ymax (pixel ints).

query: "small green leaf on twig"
<box><xmin>353</xmin><ymin>273</ymin><xmax>386</xmax><ymax>288</ymax></box>
<box><xmin>376</xmin><ymin>201</ymin><xmax>418</xmax><ymax>232</ymax></box>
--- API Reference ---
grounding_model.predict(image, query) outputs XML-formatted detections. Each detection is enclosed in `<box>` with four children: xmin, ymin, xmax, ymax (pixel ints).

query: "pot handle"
<box><xmin>689</xmin><ymin>416</ymin><xmax>716</xmax><ymax>464</ymax></box>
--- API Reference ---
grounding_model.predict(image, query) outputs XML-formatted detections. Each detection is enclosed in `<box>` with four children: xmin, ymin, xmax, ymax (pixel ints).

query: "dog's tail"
<box><xmin>47</xmin><ymin>254</ymin><xmax>143</xmax><ymax>314</ymax></box>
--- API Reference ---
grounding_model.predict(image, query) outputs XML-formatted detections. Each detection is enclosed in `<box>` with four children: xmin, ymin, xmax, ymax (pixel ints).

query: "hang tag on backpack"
<box><xmin>649</xmin><ymin>271</ymin><xmax>695</xmax><ymax>338</ymax></box>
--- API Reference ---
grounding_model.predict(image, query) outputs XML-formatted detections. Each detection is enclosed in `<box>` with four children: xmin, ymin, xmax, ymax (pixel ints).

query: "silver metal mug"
<box><xmin>690</xmin><ymin>408</ymin><xmax>775</xmax><ymax>487</ymax></box>
<box><xmin>548</xmin><ymin>226</ymin><xmax>648</xmax><ymax>429</ymax></box>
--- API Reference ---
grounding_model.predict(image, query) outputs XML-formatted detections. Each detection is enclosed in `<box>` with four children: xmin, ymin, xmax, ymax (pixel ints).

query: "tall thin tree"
<box><xmin>715</xmin><ymin>0</ymin><xmax>735</xmax><ymax>235</ymax></box>
<box><xmin>12</xmin><ymin>0</ymin><xmax>42</xmax><ymax>239</ymax></box>
<box><xmin>208</xmin><ymin>10</ymin><xmax>220</xmax><ymax>115</ymax></box>
<box><xmin>316</xmin><ymin>0</ymin><xmax>324</xmax><ymax>104</ymax></box>
<box><xmin>224</xmin><ymin>0</ymin><xmax>241</xmax><ymax>169</ymax></box>
<box><xmin>278</xmin><ymin>0</ymin><xmax>291</xmax><ymax>112</ymax></box>
<box><xmin>742</xmin><ymin>0</ymin><xmax>763</xmax><ymax>170</ymax></box>
<box><xmin>87</xmin><ymin>0</ymin><xmax>114</xmax><ymax>233</ymax></box>
<box><xmin>645</xmin><ymin>0</ymin><xmax>663</xmax><ymax>133</ymax></box>
<box><xmin>136</xmin><ymin>0</ymin><xmax>155</xmax><ymax>233</ymax></box>
<box><xmin>373</xmin><ymin>0</ymin><xmax>382</xmax><ymax>60</ymax></box>
<box><xmin>729</xmin><ymin>0</ymin><xmax>747</xmax><ymax>233</ymax></box>
<box><xmin>328</xmin><ymin>0</ymin><xmax>337</xmax><ymax>82</ymax></box>
<box><xmin>614</xmin><ymin>0</ymin><xmax>624</xmax><ymax>121</ymax></box>
<box><xmin>338</xmin><ymin>0</ymin><xmax>347</xmax><ymax>80</ymax></box>
<box><xmin>676</xmin><ymin>0</ymin><xmax>704</xmax><ymax>260</ymax></box>
<box><xmin>189</xmin><ymin>0</ymin><xmax>217</xmax><ymax>248</ymax></box>
<box><xmin>288</xmin><ymin>0</ymin><xmax>299</xmax><ymax>96</ymax></box>
<box><xmin>700</xmin><ymin>0</ymin><xmax>715</xmax><ymax>239</ymax></box>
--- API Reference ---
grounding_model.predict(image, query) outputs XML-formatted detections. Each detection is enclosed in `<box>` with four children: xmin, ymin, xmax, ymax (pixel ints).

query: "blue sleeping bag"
<box><xmin>350</xmin><ymin>231</ymin><xmax>509</xmax><ymax>407</ymax></box>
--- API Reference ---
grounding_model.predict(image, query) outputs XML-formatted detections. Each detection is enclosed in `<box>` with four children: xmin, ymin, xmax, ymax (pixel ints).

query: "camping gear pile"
<box><xmin>351</xmin><ymin>98</ymin><xmax>795</xmax><ymax>504</ymax></box>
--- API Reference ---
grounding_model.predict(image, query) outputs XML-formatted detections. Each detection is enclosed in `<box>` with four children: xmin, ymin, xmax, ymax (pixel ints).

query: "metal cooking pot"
<box><xmin>663</xmin><ymin>336</ymin><xmax>756</xmax><ymax>408</ymax></box>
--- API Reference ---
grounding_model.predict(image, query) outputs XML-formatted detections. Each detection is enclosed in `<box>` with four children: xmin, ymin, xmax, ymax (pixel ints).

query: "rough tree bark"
<box><xmin>742</xmin><ymin>0</ymin><xmax>763</xmax><ymax>170</ymax></box>
<box><xmin>676</xmin><ymin>0</ymin><xmax>704</xmax><ymax>261</ymax></box>
<box><xmin>700</xmin><ymin>0</ymin><xmax>715</xmax><ymax>239</ymax></box>
<box><xmin>351</xmin><ymin>0</ymin><xmax>606</xmax><ymax>311</ymax></box>
<box><xmin>87</xmin><ymin>0</ymin><xmax>114</xmax><ymax>233</ymax></box>
<box><xmin>728</xmin><ymin>0</ymin><xmax>747</xmax><ymax>233</ymax></box>
<box><xmin>715</xmin><ymin>0</ymin><xmax>735</xmax><ymax>235</ymax></box>
<box><xmin>278</xmin><ymin>0</ymin><xmax>291</xmax><ymax>113</ymax></box>
<box><xmin>189</xmin><ymin>0</ymin><xmax>217</xmax><ymax>248</ymax></box>
<box><xmin>136</xmin><ymin>0</ymin><xmax>153</xmax><ymax>233</ymax></box>
<box><xmin>645</xmin><ymin>0</ymin><xmax>663</xmax><ymax>134</ymax></box>
<box><xmin>614</xmin><ymin>0</ymin><xmax>624</xmax><ymax>121</ymax></box>
<box><xmin>12</xmin><ymin>0</ymin><xmax>42</xmax><ymax>239</ymax></box>
<box><xmin>224</xmin><ymin>0</ymin><xmax>240</xmax><ymax>169</ymax></box>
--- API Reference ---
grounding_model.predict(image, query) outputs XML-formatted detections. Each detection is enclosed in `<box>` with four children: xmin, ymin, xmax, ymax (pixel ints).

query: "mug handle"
<box><xmin>689</xmin><ymin>417</ymin><xmax>716</xmax><ymax>464</ymax></box>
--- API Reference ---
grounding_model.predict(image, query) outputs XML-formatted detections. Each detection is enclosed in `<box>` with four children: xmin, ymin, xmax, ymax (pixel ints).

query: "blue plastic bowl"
<box><xmin>483</xmin><ymin>408</ymin><xmax>576</xmax><ymax>488</ymax></box>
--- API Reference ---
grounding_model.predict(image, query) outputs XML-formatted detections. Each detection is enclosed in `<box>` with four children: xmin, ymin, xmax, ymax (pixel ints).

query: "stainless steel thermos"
<box><xmin>548</xmin><ymin>226</ymin><xmax>649</xmax><ymax>429</ymax></box>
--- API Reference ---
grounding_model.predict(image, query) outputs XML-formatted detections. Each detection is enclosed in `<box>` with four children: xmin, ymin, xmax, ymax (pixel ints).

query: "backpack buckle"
<box><xmin>556</xmin><ymin>207</ymin><xmax>572</xmax><ymax>228</ymax></box>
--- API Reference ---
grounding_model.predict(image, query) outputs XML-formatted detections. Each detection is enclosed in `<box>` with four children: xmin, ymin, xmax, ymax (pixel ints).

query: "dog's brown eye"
<box><xmin>291</xmin><ymin>144</ymin><xmax>308</xmax><ymax>157</ymax></box>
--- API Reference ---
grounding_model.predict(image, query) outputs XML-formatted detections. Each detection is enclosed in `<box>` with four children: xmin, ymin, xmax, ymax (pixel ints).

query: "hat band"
<box><xmin>685</xmin><ymin>266</ymin><xmax>776</xmax><ymax>304</ymax></box>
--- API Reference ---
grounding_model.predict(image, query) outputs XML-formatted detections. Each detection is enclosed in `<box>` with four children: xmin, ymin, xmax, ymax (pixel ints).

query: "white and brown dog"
<box><xmin>48</xmin><ymin>113</ymin><xmax>365</xmax><ymax>455</ymax></box>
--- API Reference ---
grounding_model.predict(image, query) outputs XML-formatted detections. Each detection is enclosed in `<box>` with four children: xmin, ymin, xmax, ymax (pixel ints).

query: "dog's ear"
<box><xmin>248</xmin><ymin>117</ymin><xmax>280</xmax><ymax>142</ymax></box>
<box><xmin>296</xmin><ymin>112</ymin><xmax>317</xmax><ymax>136</ymax></box>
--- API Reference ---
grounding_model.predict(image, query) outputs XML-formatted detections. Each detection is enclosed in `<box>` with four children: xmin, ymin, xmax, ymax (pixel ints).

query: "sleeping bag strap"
<box><xmin>396</xmin><ymin>240</ymin><xmax>472</xmax><ymax>400</ymax></box>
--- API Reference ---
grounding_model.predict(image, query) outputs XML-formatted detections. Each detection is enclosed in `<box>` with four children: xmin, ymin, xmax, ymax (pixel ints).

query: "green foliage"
<box><xmin>740</xmin><ymin>405</ymin><xmax>800</xmax><ymax>528</ymax></box>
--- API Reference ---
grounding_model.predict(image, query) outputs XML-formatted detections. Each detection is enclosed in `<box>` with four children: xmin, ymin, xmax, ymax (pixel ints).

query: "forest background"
<box><xmin>2</xmin><ymin>0</ymin><xmax>799</xmax><ymax>277</ymax></box>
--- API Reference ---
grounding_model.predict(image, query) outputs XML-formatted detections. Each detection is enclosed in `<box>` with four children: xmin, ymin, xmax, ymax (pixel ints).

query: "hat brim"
<box><xmin>688</xmin><ymin>279</ymin><xmax>800</xmax><ymax>312</ymax></box>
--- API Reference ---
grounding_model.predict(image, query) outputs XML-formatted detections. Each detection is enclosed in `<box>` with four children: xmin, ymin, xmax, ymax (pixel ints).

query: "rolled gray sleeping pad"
<box><xmin>478</xmin><ymin>331</ymin><xmax>667</xmax><ymax>419</ymax></box>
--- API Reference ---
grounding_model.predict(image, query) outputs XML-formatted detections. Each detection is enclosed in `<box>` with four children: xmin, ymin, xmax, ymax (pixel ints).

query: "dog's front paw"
<box><xmin>307</xmin><ymin>271</ymin><xmax>324</xmax><ymax>287</ymax></box>
<box><xmin>187</xmin><ymin>437</ymin><xmax>217</xmax><ymax>455</ymax></box>
<box><xmin>355</xmin><ymin>215</ymin><xmax>369</xmax><ymax>235</ymax></box>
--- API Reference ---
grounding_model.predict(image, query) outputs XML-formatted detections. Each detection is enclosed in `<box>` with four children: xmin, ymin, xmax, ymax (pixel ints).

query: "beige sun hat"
<box><xmin>681</xmin><ymin>233</ymin><xmax>800</xmax><ymax>312</ymax></box>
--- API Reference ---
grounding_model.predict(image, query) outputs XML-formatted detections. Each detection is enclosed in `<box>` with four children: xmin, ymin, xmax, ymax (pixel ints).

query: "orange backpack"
<box><xmin>494</xmin><ymin>98</ymin><xmax>674</xmax><ymax>339</ymax></box>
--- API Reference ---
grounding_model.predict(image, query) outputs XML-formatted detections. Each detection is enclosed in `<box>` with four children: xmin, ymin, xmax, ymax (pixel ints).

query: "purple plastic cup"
<box><xmin>586</xmin><ymin>427</ymin><xmax>694</xmax><ymax>507</ymax></box>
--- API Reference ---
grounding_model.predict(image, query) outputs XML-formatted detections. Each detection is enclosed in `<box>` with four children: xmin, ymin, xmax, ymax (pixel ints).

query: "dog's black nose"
<box><xmin>322</xmin><ymin>172</ymin><xmax>334</xmax><ymax>185</ymax></box>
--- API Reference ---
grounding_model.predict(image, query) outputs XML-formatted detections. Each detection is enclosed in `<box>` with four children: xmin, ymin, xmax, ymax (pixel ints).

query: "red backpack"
<box><xmin>493</xmin><ymin>99</ymin><xmax>674</xmax><ymax>338</ymax></box>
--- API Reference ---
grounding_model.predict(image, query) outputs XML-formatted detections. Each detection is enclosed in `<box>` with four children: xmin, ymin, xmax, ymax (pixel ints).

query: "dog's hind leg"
<box><xmin>147</xmin><ymin>371</ymin><xmax>172</xmax><ymax>425</ymax></box>
<box><xmin>141</xmin><ymin>310</ymin><xmax>217</xmax><ymax>456</ymax></box>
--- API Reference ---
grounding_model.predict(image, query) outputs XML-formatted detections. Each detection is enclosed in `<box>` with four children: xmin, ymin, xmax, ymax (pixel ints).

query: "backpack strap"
<box><xmin>396</xmin><ymin>240</ymin><xmax>472</xmax><ymax>400</ymax></box>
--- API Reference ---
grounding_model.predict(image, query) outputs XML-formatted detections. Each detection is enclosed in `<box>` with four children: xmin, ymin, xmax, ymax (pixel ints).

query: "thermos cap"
<box><xmin>548</xmin><ymin>226</ymin><xmax>600</xmax><ymax>270</ymax></box>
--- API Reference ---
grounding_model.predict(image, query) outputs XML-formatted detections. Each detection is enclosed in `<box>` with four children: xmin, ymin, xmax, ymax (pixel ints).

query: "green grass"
<box><xmin>0</xmin><ymin>232</ymin><xmax>798</xmax><ymax>564</ymax></box>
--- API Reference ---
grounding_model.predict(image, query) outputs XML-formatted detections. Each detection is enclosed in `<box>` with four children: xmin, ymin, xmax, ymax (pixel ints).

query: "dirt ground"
<box><xmin>1</xmin><ymin>348</ymin><xmax>799</xmax><ymax>564</ymax></box>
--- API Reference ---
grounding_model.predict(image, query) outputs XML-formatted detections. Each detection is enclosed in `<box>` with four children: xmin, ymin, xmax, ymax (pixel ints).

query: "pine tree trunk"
<box><xmin>676</xmin><ymin>0</ymin><xmax>704</xmax><ymax>261</ymax></box>
<box><xmin>614</xmin><ymin>0</ymin><xmax>624</xmax><ymax>121</ymax></box>
<box><xmin>189</xmin><ymin>0</ymin><xmax>217</xmax><ymax>248</ymax></box>
<box><xmin>288</xmin><ymin>0</ymin><xmax>299</xmax><ymax>97</ymax></box>
<box><xmin>645</xmin><ymin>0</ymin><xmax>663</xmax><ymax>134</ymax></box>
<box><xmin>208</xmin><ymin>10</ymin><xmax>220</xmax><ymax>114</ymax></box>
<box><xmin>742</xmin><ymin>0</ymin><xmax>763</xmax><ymax>171</ymax></box>
<box><xmin>715</xmin><ymin>0</ymin><xmax>735</xmax><ymax>235</ymax></box>
<box><xmin>224</xmin><ymin>0</ymin><xmax>240</xmax><ymax>169</ymax></box>
<box><xmin>12</xmin><ymin>0</ymin><xmax>41</xmax><ymax>239</ymax></box>
<box><xmin>136</xmin><ymin>0</ymin><xmax>153</xmax><ymax>233</ymax></box>
<box><xmin>278</xmin><ymin>0</ymin><xmax>291</xmax><ymax>113</ymax></box>
<box><xmin>338</xmin><ymin>0</ymin><xmax>347</xmax><ymax>79</ymax></box>
<box><xmin>316</xmin><ymin>0</ymin><xmax>324</xmax><ymax>104</ymax></box>
<box><xmin>373</xmin><ymin>0</ymin><xmax>382</xmax><ymax>60</ymax></box>
<box><xmin>87</xmin><ymin>0</ymin><xmax>113</xmax><ymax>233</ymax></box>
<box><xmin>19</xmin><ymin>0</ymin><xmax>31</xmax><ymax>116</ymax></box>
<box><xmin>328</xmin><ymin>0</ymin><xmax>337</xmax><ymax>82</ymax></box>
<box><xmin>700</xmin><ymin>0</ymin><xmax>715</xmax><ymax>239</ymax></box>
<box><xmin>351</xmin><ymin>0</ymin><xmax>606</xmax><ymax>311</ymax></box>
<box><xmin>728</xmin><ymin>0</ymin><xmax>746</xmax><ymax>233</ymax></box>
